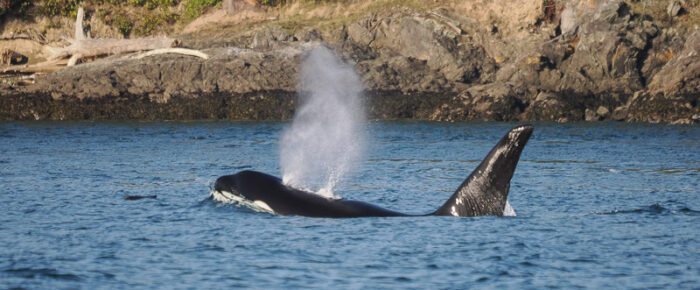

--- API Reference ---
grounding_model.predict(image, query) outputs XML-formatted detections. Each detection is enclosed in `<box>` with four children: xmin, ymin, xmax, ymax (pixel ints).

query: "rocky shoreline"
<box><xmin>1</xmin><ymin>0</ymin><xmax>698</xmax><ymax>123</ymax></box>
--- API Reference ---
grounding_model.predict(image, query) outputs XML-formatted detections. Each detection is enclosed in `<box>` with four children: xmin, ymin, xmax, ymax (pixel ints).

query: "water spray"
<box><xmin>279</xmin><ymin>46</ymin><xmax>366</xmax><ymax>198</ymax></box>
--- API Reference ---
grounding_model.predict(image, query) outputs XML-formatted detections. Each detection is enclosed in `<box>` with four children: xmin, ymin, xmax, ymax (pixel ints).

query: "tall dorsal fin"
<box><xmin>433</xmin><ymin>125</ymin><xmax>533</xmax><ymax>217</ymax></box>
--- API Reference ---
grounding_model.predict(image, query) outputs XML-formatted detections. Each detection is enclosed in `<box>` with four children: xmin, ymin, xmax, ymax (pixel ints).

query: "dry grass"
<box><xmin>26</xmin><ymin>0</ymin><xmax>699</xmax><ymax>40</ymax></box>
<box><xmin>182</xmin><ymin>0</ymin><xmax>443</xmax><ymax>38</ymax></box>
<box><xmin>272</xmin><ymin>0</ymin><xmax>441</xmax><ymax>30</ymax></box>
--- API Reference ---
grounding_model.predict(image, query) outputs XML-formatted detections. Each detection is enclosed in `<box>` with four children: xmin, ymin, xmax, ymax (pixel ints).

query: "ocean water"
<box><xmin>0</xmin><ymin>121</ymin><xmax>698</xmax><ymax>289</ymax></box>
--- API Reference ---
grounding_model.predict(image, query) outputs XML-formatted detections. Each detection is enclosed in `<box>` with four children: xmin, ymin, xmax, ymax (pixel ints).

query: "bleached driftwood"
<box><xmin>1</xmin><ymin>58</ymin><xmax>69</xmax><ymax>74</ymax></box>
<box><xmin>46</xmin><ymin>6</ymin><xmax>180</xmax><ymax>65</ymax></box>
<box><xmin>134</xmin><ymin>48</ymin><xmax>210</xmax><ymax>59</ymax></box>
<box><xmin>50</xmin><ymin>37</ymin><xmax>179</xmax><ymax>64</ymax></box>
<box><xmin>1</xmin><ymin>6</ymin><xmax>208</xmax><ymax>82</ymax></box>
<box><xmin>74</xmin><ymin>7</ymin><xmax>86</xmax><ymax>41</ymax></box>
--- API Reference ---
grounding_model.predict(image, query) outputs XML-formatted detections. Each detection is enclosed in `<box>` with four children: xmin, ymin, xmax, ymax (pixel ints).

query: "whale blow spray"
<box><xmin>280</xmin><ymin>46</ymin><xmax>366</xmax><ymax>198</ymax></box>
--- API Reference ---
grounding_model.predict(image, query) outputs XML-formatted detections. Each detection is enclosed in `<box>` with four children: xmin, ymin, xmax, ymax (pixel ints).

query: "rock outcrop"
<box><xmin>1</xmin><ymin>0</ymin><xmax>697</xmax><ymax>123</ymax></box>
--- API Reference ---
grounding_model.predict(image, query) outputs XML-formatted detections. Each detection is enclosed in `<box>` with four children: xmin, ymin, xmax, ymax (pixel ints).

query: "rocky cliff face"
<box><xmin>1</xmin><ymin>0</ymin><xmax>698</xmax><ymax>123</ymax></box>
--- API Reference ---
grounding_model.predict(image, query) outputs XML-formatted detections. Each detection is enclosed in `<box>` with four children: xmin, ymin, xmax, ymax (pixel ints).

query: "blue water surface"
<box><xmin>0</xmin><ymin>121</ymin><xmax>698</xmax><ymax>289</ymax></box>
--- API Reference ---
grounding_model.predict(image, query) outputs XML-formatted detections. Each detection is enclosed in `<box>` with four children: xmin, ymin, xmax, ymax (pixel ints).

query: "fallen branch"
<box><xmin>50</xmin><ymin>37</ymin><xmax>178</xmax><ymax>64</ymax></box>
<box><xmin>1</xmin><ymin>58</ymin><xmax>69</xmax><ymax>74</ymax></box>
<box><xmin>0</xmin><ymin>35</ymin><xmax>32</xmax><ymax>41</ymax></box>
<box><xmin>133</xmin><ymin>48</ymin><xmax>210</xmax><ymax>60</ymax></box>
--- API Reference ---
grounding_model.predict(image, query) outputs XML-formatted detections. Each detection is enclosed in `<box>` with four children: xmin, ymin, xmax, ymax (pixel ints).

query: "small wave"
<box><xmin>625</xmin><ymin>168</ymin><xmax>700</xmax><ymax>174</ymax></box>
<box><xmin>526</xmin><ymin>159</ymin><xmax>600</xmax><ymax>164</ymax></box>
<box><xmin>651</xmin><ymin>168</ymin><xmax>700</xmax><ymax>174</ymax></box>
<box><xmin>678</xmin><ymin>207</ymin><xmax>700</xmax><ymax>215</ymax></box>
<box><xmin>193</xmin><ymin>196</ymin><xmax>217</xmax><ymax>208</ymax></box>
<box><xmin>4</xmin><ymin>267</ymin><xmax>81</xmax><ymax>281</ymax></box>
<box><xmin>588</xmin><ymin>203</ymin><xmax>699</xmax><ymax>216</ymax></box>
<box><xmin>184</xmin><ymin>244</ymin><xmax>226</xmax><ymax>253</ymax></box>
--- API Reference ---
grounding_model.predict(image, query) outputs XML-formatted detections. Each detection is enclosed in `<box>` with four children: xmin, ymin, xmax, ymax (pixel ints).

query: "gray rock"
<box><xmin>250</xmin><ymin>26</ymin><xmax>290</xmax><ymax>49</ymax></box>
<box><xmin>596</xmin><ymin>106</ymin><xmax>610</xmax><ymax>119</ymax></box>
<box><xmin>522</xmin><ymin>91</ymin><xmax>583</xmax><ymax>121</ymax></box>
<box><xmin>585</xmin><ymin>108</ymin><xmax>598</xmax><ymax>121</ymax></box>
<box><xmin>627</xmin><ymin>92</ymin><xmax>699</xmax><ymax>123</ymax></box>
<box><xmin>295</xmin><ymin>28</ymin><xmax>323</xmax><ymax>42</ymax></box>
<box><xmin>27</xmin><ymin>46</ymin><xmax>303</xmax><ymax>100</ymax></box>
<box><xmin>557</xmin><ymin>1</ymin><xmax>648</xmax><ymax>95</ymax></box>
<box><xmin>612</xmin><ymin>106</ymin><xmax>628</xmax><ymax>121</ymax></box>
<box><xmin>347</xmin><ymin>19</ymin><xmax>375</xmax><ymax>47</ymax></box>
<box><xmin>350</xmin><ymin>12</ymin><xmax>492</xmax><ymax>84</ymax></box>
<box><xmin>647</xmin><ymin>31</ymin><xmax>700</xmax><ymax>97</ymax></box>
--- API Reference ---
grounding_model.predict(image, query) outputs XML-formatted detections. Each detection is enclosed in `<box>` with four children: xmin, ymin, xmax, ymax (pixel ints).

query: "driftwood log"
<box><xmin>1</xmin><ymin>58</ymin><xmax>67</xmax><ymax>74</ymax></box>
<box><xmin>134</xmin><ymin>48</ymin><xmax>210</xmax><ymax>60</ymax></box>
<box><xmin>1</xmin><ymin>7</ymin><xmax>209</xmax><ymax>82</ymax></box>
<box><xmin>48</xmin><ymin>8</ymin><xmax>182</xmax><ymax>66</ymax></box>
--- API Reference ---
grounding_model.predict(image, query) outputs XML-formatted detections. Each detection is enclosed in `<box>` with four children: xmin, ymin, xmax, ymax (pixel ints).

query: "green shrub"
<box><xmin>40</xmin><ymin>0</ymin><xmax>80</xmax><ymax>17</ymax></box>
<box><xmin>128</xmin><ymin>0</ymin><xmax>145</xmax><ymax>6</ymax></box>
<box><xmin>115</xmin><ymin>14</ymin><xmax>133</xmax><ymax>36</ymax></box>
<box><xmin>183</xmin><ymin>0</ymin><xmax>219</xmax><ymax>20</ymax></box>
<box><xmin>136</xmin><ymin>11</ymin><xmax>178</xmax><ymax>35</ymax></box>
<box><xmin>129</xmin><ymin>0</ymin><xmax>176</xmax><ymax>9</ymax></box>
<box><xmin>145</xmin><ymin>0</ymin><xmax>175</xmax><ymax>9</ymax></box>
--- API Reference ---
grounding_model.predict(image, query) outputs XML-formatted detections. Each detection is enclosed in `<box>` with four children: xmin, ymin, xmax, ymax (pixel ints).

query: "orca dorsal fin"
<box><xmin>433</xmin><ymin>125</ymin><xmax>533</xmax><ymax>217</ymax></box>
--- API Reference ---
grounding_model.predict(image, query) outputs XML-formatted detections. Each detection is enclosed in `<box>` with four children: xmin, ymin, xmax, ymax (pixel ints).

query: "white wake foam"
<box><xmin>210</xmin><ymin>189</ymin><xmax>275</xmax><ymax>214</ymax></box>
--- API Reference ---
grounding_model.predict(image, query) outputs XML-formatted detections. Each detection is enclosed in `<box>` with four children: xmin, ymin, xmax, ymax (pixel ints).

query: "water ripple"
<box><xmin>0</xmin><ymin>121</ymin><xmax>698</xmax><ymax>289</ymax></box>
<box><xmin>4</xmin><ymin>268</ymin><xmax>81</xmax><ymax>281</ymax></box>
<box><xmin>588</xmin><ymin>203</ymin><xmax>699</xmax><ymax>216</ymax></box>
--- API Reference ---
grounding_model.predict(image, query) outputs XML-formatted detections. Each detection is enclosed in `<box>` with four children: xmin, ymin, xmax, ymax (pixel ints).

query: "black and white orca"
<box><xmin>212</xmin><ymin>125</ymin><xmax>533</xmax><ymax>218</ymax></box>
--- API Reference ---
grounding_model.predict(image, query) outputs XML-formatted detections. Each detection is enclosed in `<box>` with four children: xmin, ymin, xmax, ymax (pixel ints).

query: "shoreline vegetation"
<box><xmin>0</xmin><ymin>0</ymin><xmax>698</xmax><ymax>123</ymax></box>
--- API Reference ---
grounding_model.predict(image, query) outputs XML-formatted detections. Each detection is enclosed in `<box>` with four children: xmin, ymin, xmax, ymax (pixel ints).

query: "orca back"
<box><xmin>216</xmin><ymin>171</ymin><xmax>405</xmax><ymax>218</ymax></box>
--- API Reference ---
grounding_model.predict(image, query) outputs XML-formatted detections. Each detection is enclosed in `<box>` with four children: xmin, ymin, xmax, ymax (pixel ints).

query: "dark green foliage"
<box><xmin>127</xmin><ymin>0</ymin><xmax>176</xmax><ymax>10</ymax></box>
<box><xmin>0</xmin><ymin>0</ymin><xmax>32</xmax><ymax>20</ymax></box>
<box><xmin>97</xmin><ymin>8</ymin><xmax>133</xmax><ymax>36</ymax></box>
<box><xmin>39</xmin><ymin>0</ymin><xmax>80</xmax><ymax>17</ymax></box>
<box><xmin>115</xmin><ymin>14</ymin><xmax>133</xmax><ymax>36</ymax></box>
<box><xmin>128</xmin><ymin>0</ymin><xmax>146</xmax><ymax>6</ymax></box>
<box><xmin>145</xmin><ymin>0</ymin><xmax>175</xmax><ymax>9</ymax></box>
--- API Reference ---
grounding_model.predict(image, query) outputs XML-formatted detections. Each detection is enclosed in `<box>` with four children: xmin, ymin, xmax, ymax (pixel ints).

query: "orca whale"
<box><xmin>212</xmin><ymin>125</ymin><xmax>533</xmax><ymax>218</ymax></box>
